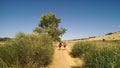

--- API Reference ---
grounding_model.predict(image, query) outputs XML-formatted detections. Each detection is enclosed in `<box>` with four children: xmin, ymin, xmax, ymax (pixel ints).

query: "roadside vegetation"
<box><xmin>71</xmin><ymin>40</ymin><xmax>120</xmax><ymax>68</ymax></box>
<box><xmin>0</xmin><ymin>13</ymin><xmax>66</xmax><ymax>68</ymax></box>
<box><xmin>0</xmin><ymin>33</ymin><xmax>54</xmax><ymax>68</ymax></box>
<box><xmin>0</xmin><ymin>37</ymin><xmax>11</xmax><ymax>42</ymax></box>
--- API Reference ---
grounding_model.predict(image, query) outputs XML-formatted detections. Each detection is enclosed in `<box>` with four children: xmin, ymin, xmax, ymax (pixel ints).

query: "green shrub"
<box><xmin>71</xmin><ymin>41</ymin><xmax>120</xmax><ymax>68</ymax></box>
<box><xmin>106</xmin><ymin>32</ymin><xmax>113</xmax><ymax>35</ymax></box>
<box><xmin>71</xmin><ymin>42</ymin><xmax>95</xmax><ymax>57</ymax></box>
<box><xmin>0</xmin><ymin>45</ymin><xmax>17</xmax><ymax>67</ymax></box>
<box><xmin>0</xmin><ymin>33</ymin><xmax>54</xmax><ymax>68</ymax></box>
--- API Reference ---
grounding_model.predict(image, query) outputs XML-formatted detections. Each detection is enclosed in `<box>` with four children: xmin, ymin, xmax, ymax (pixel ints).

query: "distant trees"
<box><xmin>106</xmin><ymin>32</ymin><xmax>113</xmax><ymax>35</ymax></box>
<box><xmin>0</xmin><ymin>37</ymin><xmax>11</xmax><ymax>41</ymax></box>
<box><xmin>33</xmin><ymin>13</ymin><xmax>66</xmax><ymax>41</ymax></box>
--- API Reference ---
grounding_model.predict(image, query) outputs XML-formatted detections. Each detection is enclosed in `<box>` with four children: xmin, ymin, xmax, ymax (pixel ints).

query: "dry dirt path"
<box><xmin>48</xmin><ymin>42</ymin><xmax>83</xmax><ymax>68</ymax></box>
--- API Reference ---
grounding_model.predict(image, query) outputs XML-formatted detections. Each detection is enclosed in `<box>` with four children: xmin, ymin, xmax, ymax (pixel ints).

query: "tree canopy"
<box><xmin>33</xmin><ymin>13</ymin><xmax>66</xmax><ymax>41</ymax></box>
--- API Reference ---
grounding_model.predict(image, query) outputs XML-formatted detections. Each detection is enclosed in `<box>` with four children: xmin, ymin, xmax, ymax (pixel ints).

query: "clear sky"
<box><xmin>0</xmin><ymin>0</ymin><xmax>120</xmax><ymax>40</ymax></box>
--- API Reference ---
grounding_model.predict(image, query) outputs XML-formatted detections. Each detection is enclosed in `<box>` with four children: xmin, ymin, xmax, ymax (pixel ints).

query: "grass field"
<box><xmin>71</xmin><ymin>40</ymin><xmax>120</xmax><ymax>68</ymax></box>
<box><xmin>0</xmin><ymin>31</ymin><xmax>120</xmax><ymax>68</ymax></box>
<box><xmin>0</xmin><ymin>33</ymin><xmax>54</xmax><ymax>68</ymax></box>
<box><xmin>88</xmin><ymin>31</ymin><xmax>120</xmax><ymax>41</ymax></box>
<box><xmin>0</xmin><ymin>42</ymin><xmax>5</xmax><ymax>45</ymax></box>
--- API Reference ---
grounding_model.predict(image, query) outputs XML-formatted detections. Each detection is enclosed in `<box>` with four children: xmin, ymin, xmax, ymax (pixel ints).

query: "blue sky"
<box><xmin>0</xmin><ymin>0</ymin><xmax>120</xmax><ymax>40</ymax></box>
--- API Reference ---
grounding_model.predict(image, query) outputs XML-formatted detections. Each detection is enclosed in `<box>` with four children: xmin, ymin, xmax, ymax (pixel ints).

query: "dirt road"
<box><xmin>48</xmin><ymin>42</ymin><xmax>83</xmax><ymax>68</ymax></box>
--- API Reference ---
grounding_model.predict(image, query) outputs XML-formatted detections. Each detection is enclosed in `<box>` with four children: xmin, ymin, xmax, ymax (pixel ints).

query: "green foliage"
<box><xmin>40</xmin><ymin>13</ymin><xmax>60</xmax><ymax>28</ymax></box>
<box><xmin>106</xmin><ymin>32</ymin><xmax>113</xmax><ymax>35</ymax></box>
<box><xmin>0</xmin><ymin>37</ymin><xmax>11</xmax><ymax>42</ymax></box>
<box><xmin>0</xmin><ymin>33</ymin><xmax>54</xmax><ymax>68</ymax></box>
<box><xmin>71</xmin><ymin>42</ymin><xmax>95</xmax><ymax>57</ymax></box>
<box><xmin>33</xmin><ymin>13</ymin><xmax>66</xmax><ymax>41</ymax></box>
<box><xmin>71</xmin><ymin>41</ymin><xmax>120</xmax><ymax>68</ymax></box>
<box><xmin>0</xmin><ymin>44</ymin><xmax>17</xmax><ymax>67</ymax></box>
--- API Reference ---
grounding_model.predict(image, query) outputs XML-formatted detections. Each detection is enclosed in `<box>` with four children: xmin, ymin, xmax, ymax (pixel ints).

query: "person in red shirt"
<box><xmin>58</xmin><ymin>42</ymin><xmax>62</xmax><ymax>49</ymax></box>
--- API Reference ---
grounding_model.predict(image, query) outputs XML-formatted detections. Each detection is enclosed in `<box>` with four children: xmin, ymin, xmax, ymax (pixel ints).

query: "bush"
<box><xmin>71</xmin><ymin>42</ymin><xmax>95</xmax><ymax>57</ymax></box>
<box><xmin>0</xmin><ymin>33</ymin><xmax>54</xmax><ymax>68</ymax></box>
<box><xmin>71</xmin><ymin>41</ymin><xmax>120</xmax><ymax>68</ymax></box>
<box><xmin>106</xmin><ymin>32</ymin><xmax>113</xmax><ymax>35</ymax></box>
<box><xmin>0</xmin><ymin>44</ymin><xmax>17</xmax><ymax>67</ymax></box>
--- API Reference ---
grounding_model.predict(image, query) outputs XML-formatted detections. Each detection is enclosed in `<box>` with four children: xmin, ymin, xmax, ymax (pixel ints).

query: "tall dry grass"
<box><xmin>0</xmin><ymin>33</ymin><xmax>54</xmax><ymax>68</ymax></box>
<box><xmin>71</xmin><ymin>40</ymin><xmax>120</xmax><ymax>68</ymax></box>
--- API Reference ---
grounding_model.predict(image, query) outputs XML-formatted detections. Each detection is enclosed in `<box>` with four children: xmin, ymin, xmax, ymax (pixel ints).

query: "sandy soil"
<box><xmin>48</xmin><ymin>42</ymin><xmax>83</xmax><ymax>68</ymax></box>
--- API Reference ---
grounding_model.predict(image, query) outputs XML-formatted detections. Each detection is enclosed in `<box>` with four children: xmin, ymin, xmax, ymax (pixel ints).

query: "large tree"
<box><xmin>33</xmin><ymin>13</ymin><xmax>66</xmax><ymax>41</ymax></box>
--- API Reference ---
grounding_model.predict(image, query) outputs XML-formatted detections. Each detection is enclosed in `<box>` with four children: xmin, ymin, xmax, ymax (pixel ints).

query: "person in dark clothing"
<box><xmin>58</xmin><ymin>42</ymin><xmax>62</xmax><ymax>49</ymax></box>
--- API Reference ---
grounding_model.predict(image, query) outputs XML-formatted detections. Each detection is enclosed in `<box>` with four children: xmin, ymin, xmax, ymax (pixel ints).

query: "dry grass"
<box><xmin>88</xmin><ymin>31</ymin><xmax>120</xmax><ymax>41</ymax></box>
<box><xmin>71</xmin><ymin>40</ymin><xmax>120</xmax><ymax>68</ymax></box>
<box><xmin>0</xmin><ymin>33</ymin><xmax>54</xmax><ymax>68</ymax></box>
<box><xmin>0</xmin><ymin>42</ymin><xmax>5</xmax><ymax>45</ymax></box>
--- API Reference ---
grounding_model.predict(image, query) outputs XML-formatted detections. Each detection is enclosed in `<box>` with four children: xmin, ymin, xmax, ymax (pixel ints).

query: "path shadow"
<box><xmin>71</xmin><ymin>66</ymin><xmax>82</xmax><ymax>68</ymax></box>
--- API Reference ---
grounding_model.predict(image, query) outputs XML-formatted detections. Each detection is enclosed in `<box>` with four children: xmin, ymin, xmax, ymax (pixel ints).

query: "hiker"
<box><xmin>63</xmin><ymin>41</ymin><xmax>67</xmax><ymax>48</ymax></box>
<box><xmin>58</xmin><ymin>42</ymin><xmax>62</xmax><ymax>49</ymax></box>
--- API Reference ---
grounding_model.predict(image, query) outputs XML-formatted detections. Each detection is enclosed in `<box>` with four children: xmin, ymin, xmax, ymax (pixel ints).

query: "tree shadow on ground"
<box><xmin>71</xmin><ymin>66</ymin><xmax>82</xmax><ymax>68</ymax></box>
